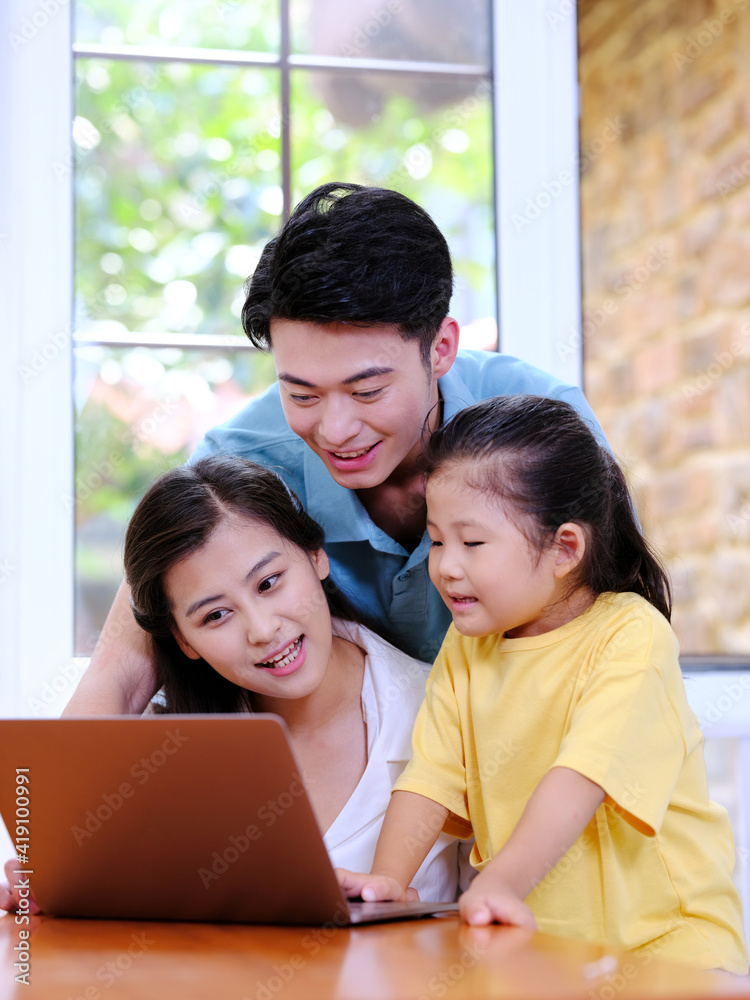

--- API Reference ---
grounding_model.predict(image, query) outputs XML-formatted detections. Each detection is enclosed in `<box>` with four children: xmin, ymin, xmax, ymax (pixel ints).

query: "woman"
<box><xmin>0</xmin><ymin>455</ymin><xmax>460</xmax><ymax>913</ymax></box>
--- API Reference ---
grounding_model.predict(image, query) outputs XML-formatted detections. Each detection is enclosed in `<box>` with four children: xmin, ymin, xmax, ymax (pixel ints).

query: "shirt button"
<box><xmin>399</xmin><ymin>572</ymin><xmax>410</xmax><ymax>581</ymax></box>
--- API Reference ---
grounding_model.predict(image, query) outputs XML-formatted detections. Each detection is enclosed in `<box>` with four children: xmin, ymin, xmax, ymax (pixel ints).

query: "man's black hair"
<box><xmin>241</xmin><ymin>182</ymin><xmax>453</xmax><ymax>362</ymax></box>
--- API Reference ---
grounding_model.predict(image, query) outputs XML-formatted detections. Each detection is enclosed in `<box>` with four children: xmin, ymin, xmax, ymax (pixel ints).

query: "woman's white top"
<box><xmin>324</xmin><ymin>620</ymin><xmax>462</xmax><ymax>902</ymax></box>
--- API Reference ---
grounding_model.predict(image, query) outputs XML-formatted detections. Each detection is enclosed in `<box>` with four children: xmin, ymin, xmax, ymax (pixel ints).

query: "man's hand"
<box><xmin>335</xmin><ymin>868</ymin><xmax>418</xmax><ymax>903</ymax></box>
<box><xmin>63</xmin><ymin>581</ymin><xmax>158</xmax><ymax>716</ymax></box>
<box><xmin>458</xmin><ymin>870</ymin><xmax>536</xmax><ymax>928</ymax></box>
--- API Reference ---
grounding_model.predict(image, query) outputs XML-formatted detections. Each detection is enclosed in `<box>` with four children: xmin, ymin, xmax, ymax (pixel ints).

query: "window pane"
<box><xmin>74</xmin><ymin>0</ymin><xmax>280</xmax><ymax>53</ymax></box>
<box><xmin>292</xmin><ymin>69</ymin><xmax>496</xmax><ymax>346</ymax></box>
<box><xmin>290</xmin><ymin>0</ymin><xmax>490</xmax><ymax>65</ymax></box>
<box><xmin>73</xmin><ymin>344</ymin><xmax>276</xmax><ymax>655</ymax></box>
<box><xmin>74</xmin><ymin>59</ymin><xmax>281</xmax><ymax>339</ymax></box>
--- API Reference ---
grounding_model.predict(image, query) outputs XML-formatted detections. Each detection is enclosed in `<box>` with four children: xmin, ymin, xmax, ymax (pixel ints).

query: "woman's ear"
<box><xmin>552</xmin><ymin>522</ymin><xmax>587</xmax><ymax>579</ymax></box>
<box><xmin>173</xmin><ymin>630</ymin><xmax>201</xmax><ymax>661</ymax></box>
<box><xmin>311</xmin><ymin>547</ymin><xmax>330</xmax><ymax>581</ymax></box>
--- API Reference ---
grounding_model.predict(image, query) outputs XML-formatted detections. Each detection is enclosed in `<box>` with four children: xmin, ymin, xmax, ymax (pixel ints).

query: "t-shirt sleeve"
<box><xmin>393</xmin><ymin>635</ymin><xmax>474</xmax><ymax>839</ymax></box>
<box><xmin>553</xmin><ymin>611</ymin><xmax>686</xmax><ymax>836</ymax></box>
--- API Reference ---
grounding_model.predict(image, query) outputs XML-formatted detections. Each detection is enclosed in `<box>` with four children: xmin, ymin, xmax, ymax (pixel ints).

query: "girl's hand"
<box><xmin>335</xmin><ymin>868</ymin><xmax>417</xmax><ymax>903</ymax></box>
<box><xmin>0</xmin><ymin>858</ymin><xmax>41</xmax><ymax>915</ymax></box>
<box><xmin>458</xmin><ymin>872</ymin><xmax>537</xmax><ymax>929</ymax></box>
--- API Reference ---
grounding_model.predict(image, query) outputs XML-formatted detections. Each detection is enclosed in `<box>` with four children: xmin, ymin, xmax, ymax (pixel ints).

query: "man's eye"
<box><xmin>290</xmin><ymin>393</ymin><xmax>315</xmax><ymax>403</ymax></box>
<box><xmin>354</xmin><ymin>388</ymin><xmax>383</xmax><ymax>399</ymax></box>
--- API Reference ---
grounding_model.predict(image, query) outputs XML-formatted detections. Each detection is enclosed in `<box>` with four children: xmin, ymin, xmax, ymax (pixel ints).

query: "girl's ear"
<box><xmin>173</xmin><ymin>630</ymin><xmax>201</xmax><ymax>661</ymax></box>
<box><xmin>311</xmin><ymin>547</ymin><xmax>330</xmax><ymax>581</ymax></box>
<box><xmin>552</xmin><ymin>522</ymin><xmax>587</xmax><ymax>579</ymax></box>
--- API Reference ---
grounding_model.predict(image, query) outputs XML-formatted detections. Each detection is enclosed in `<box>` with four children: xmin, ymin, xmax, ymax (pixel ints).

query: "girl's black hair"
<box><xmin>123</xmin><ymin>456</ymin><xmax>371</xmax><ymax>713</ymax></box>
<box><xmin>424</xmin><ymin>395</ymin><xmax>672</xmax><ymax>621</ymax></box>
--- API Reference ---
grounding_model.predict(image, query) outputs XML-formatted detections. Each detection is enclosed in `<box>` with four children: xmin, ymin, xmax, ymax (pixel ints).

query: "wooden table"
<box><xmin>1</xmin><ymin>913</ymin><xmax>747</xmax><ymax>1000</ymax></box>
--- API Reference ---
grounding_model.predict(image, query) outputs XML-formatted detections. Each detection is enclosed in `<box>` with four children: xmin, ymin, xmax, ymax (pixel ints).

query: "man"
<box><xmin>65</xmin><ymin>182</ymin><xmax>605</xmax><ymax>714</ymax></box>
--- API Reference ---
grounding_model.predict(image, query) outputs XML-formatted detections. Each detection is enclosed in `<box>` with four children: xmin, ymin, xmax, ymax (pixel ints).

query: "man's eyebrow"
<box><xmin>276</xmin><ymin>366</ymin><xmax>395</xmax><ymax>388</ymax></box>
<box><xmin>184</xmin><ymin>551</ymin><xmax>281</xmax><ymax>618</ymax></box>
<box><xmin>342</xmin><ymin>366</ymin><xmax>394</xmax><ymax>385</ymax></box>
<box><xmin>277</xmin><ymin>373</ymin><xmax>317</xmax><ymax>388</ymax></box>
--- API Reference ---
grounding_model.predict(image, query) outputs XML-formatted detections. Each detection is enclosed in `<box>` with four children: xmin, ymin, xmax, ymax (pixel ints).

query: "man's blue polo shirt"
<box><xmin>190</xmin><ymin>349</ymin><xmax>606</xmax><ymax>662</ymax></box>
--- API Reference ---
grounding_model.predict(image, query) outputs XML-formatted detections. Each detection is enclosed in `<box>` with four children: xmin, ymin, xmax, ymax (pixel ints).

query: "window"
<box><xmin>1</xmin><ymin>0</ymin><xmax>582</xmax><ymax>716</ymax></box>
<box><xmin>71</xmin><ymin>0</ymin><xmax>497</xmax><ymax>655</ymax></box>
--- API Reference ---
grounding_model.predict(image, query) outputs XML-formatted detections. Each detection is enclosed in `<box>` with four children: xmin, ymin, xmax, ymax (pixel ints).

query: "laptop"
<box><xmin>0</xmin><ymin>716</ymin><xmax>458</xmax><ymax>925</ymax></box>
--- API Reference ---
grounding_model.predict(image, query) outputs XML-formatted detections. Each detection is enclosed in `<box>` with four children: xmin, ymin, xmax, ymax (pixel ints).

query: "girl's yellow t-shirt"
<box><xmin>394</xmin><ymin>592</ymin><xmax>748</xmax><ymax>973</ymax></box>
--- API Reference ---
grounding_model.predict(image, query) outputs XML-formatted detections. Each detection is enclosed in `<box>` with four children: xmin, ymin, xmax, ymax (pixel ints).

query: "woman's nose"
<box><xmin>243</xmin><ymin>606</ymin><xmax>281</xmax><ymax>649</ymax></box>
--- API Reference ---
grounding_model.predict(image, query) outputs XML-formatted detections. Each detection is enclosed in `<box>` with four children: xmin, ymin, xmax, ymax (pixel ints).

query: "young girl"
<box><xmin>338</xmin><ymin>395</ymin><xmax>748</xmax><ymax>974</ymax></box>
<box><xmin>0</xmin><ymin>455</ymin><xmax>461</xmax><ymax>915</ymax></box>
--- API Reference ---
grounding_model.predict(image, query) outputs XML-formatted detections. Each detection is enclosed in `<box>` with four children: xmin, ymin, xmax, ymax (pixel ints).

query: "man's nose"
<box><xmin>318</xmin><ymin>397</ymin><xmax>362</xmax><ymax>447</ymax></box>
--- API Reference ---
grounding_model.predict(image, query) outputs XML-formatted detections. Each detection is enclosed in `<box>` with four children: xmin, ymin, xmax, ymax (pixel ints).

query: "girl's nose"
<box><xmin>436</xmin><ymin>547</ymin><xmax>464</xmax><ymax>581</ymax></box>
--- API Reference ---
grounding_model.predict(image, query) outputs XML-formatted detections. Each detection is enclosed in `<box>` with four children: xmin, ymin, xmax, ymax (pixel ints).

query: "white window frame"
<box><xmin>0</xmin><ymin>0</ymin><xmax>581</xmax><ymax>717</ymax></box>
<box><xmin>494</xmin><ymin>0</ymin><xmax>582</xmax><ymax>385</ymax></box>
<box><xmin>1</xmin><ymin>0</ymin><xmax>74</xmax><ymax>719</ymax></box>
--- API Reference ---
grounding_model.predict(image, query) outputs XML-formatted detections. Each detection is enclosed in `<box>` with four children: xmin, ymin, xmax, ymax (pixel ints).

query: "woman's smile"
<box><xmin>255</xmin><ymin>635</ymin><xmax>306</xmax><ymax>675</ymax></box>
<box><xmin>164</xmin><ymin>518</ymin><xmax>333</xmax><ymax>700</ymax></box>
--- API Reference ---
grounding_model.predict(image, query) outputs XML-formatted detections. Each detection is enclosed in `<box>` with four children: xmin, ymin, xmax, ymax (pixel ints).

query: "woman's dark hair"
<box><xmin>424</xmin><ymin>395</ymin><xmax>672</xmax><ymax>621</ymax></box>
<box><xmin>124</xmin><ymin>456</ymin><xmax>367</xmax><ymax>713</ymax></box>
<box><xmin>241</xmin><ymin>182</ymin><xmax>453</xmax><ymax>365</ymax></box>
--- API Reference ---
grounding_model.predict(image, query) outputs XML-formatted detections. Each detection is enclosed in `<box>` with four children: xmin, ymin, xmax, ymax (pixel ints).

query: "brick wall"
<box><xmin>578</xmin><ymin>0</ymin><xmax>750</xmax><ymax>652</ymax></box>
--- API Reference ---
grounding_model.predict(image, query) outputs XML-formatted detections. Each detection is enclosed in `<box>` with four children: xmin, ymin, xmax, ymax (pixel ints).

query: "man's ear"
<box><xmin>430</xmin><ymin>317</ymin><xmax>460</xmax><ymax>379</ymax></box>
<box><xmin>174</xmin><ymin>630</ymin><xmax>201</xmax><ymax>660</ymax></box>
<box><xmin>552</xmin><ymin>522</ymin><xmax>587</xmax><ymax>579</ymax></box>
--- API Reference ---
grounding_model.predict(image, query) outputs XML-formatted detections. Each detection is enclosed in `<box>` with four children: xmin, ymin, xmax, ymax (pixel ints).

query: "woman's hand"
<box><xmin>335</xmin><ymin>868</ymin><xmax>418</xmax><ymax>903</ymax></box>
<box><xmin>458</xmin><ymin>870</ymin><xmax>536</xmax><ymax>928</ymax></box>
<box><xmin>0</xmin><ymin>858</ymin><xmax>41</xmax><ymax>915</ymax></box>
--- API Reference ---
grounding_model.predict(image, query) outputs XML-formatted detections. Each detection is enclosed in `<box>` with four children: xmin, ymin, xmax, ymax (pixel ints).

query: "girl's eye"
<box><xmin>429</xmin><ymin>540</ymin><xmax>443</xmax><ymax>548</ymax></box>
<box><xmin>464</xmin><ymin>541</ymin><xmax>484</xmax><ymax>548</ymax></box>
<box><xmin>258</xmin><ymin>573</ymin><xmax>281</xmax><ymax>593</ymax></box>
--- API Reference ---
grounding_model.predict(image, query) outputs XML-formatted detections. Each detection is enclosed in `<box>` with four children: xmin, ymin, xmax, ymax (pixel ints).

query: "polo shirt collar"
<box><xmin>438</xmin><ymin>359</ymin><xmax>480</xmax><ymax>423</ymax></box>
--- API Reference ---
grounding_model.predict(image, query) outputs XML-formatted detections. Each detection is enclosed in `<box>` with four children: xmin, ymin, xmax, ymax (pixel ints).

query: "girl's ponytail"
<box><xmin>596</xmin><ymin>452</ymin><xmax>672</xmax><ymax>621</ymax></box>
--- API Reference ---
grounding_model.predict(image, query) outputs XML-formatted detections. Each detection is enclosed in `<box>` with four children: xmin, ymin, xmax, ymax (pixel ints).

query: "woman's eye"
<box><xmin>258</xmin><ymin>573</ymin><xmax>280</xmax><ymax>593</ymax></box>
<box><xmin>202</xmin><ymin>609</ymin><xmax>227</xmax><ymax>625</ymax></box>
<box><xmin>429</xmin><ymin>540</ymin><xmax>443</xmax><ymax>548</ymax></box>
<box><xmin>464</xmin><ymin>541</ymin><xmax>484</xmax><ymax>548</ymax></box>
